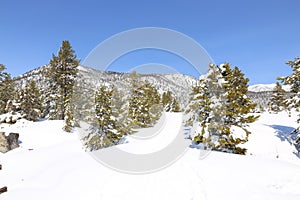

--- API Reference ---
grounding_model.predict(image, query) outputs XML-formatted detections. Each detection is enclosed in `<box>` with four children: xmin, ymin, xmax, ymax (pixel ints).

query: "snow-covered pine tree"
<box><xmin>45</xmin><ymin>40</ymin><xmax>79</xmax><ymax>132</ymax></box>
<box><xmin>220</xmin><ymin>64</ymin><xmax>258</xmax><ymax>154</ymax></box>
<box><xmin>0</xmin><ymin>64</ymin><xmax>15</xmax><ymax>114</ymax></box>
<box><xmin>87</xmin><ymin>84</ymin><xmax>122</xmax><ymax>150</ymax></box>
<box><xmin>187</xmin><ymin>63</ymin><xmax>258</xmax><ymax>155</ymax></box>
<box><xmin>162</xmin><ymin>91</ymin><xmax>172</xmax><ymax>111</ymax></box>
<box><xmin>16</xmin><ymin>81</ymin><xmax>42</xmax><ymax>121</ymax></box>
<box><xmin>112</xmin><ymin>87</ymin><xmax>132</xmax><ymax>136</ymax></box>
<box><xmin>187</xmin><ymin>64</ymin><xmax>226</xmax><ymax>149</ymax></box>
<box><xmin>161</xmin><ymin>91</ymin><xmax>181</xmax><ymax>112</ymax></box>
<box><xmin>278</xmin><ymin>57</ymin><xmax>300</xmax><ymax>148</ymax></box>
<box><xmin>170</xmin><ymin>97</ymin><xmax>181</xmax><ymax>112</ymax></box>
<box><xmin>269</xmin><ymin>82</ymin><xmax>287</xmax><ymax>113</ymax></box>
<box><xmin>278</xmin><ymin>57</ymin><xmax>300</xmax><ymax>116</ymax></box>
<box><xmin>128</xmin><ymin>79</ymin><xmax>161</xmax><ymax>128</ymax></box>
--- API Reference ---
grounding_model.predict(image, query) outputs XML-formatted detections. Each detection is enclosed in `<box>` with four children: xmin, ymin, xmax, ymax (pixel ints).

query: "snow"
<box><xmin>1</xmin><ymin>112</ymin><xmax>300</xmax><ymax>199</ymax></box>
<box><xmin>249</xmin><ymin>83</ymin><xmax>291</xmax><ymax>92</ymax></box>
<box><xmin>230</xmin><ymin>125</ymin><xmax>247</xmax><ymax>140</ymax></box>
<box><xmin>242</xmin><ymin>111</ymin><xmax>300</xmax><ymax>164</ymax></box>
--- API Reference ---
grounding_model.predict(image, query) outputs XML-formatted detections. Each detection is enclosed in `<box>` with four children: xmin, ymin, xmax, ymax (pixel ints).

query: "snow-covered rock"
<box><xmin>0</xmin><ymin>132</ymin><xmax>19</xmax><ymax>153</ymax></box>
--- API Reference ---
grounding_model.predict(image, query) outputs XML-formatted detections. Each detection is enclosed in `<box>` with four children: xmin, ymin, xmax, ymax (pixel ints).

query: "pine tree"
<box><xmin>112</xmin><ymin>88</ymin><xmax>132</xmax><ymax>136</ymax></box>
<box><xmin>46</xmin><ymin>41</ymin><xmax>79</xmax><ymax>132</ymax></box>
<box><xmin>269</xmin><ymin>82</ymin><xmax>287</xmax><ymax>113</ymax></box>
<box><xmin>278</xmin><ymin>57</ymin><xmax>300</xmax><ymax>148</ymax></box>
<box><xmin>187</xmin><ymin>64</ymin><xmax>226</xmax><ymax>148</ymax></box>
<box><xmin>162</xmin><ymin>91</ymin><xmax>181</xmax><ymax>112</ymax></box>
<box><xmin>87</xmin><ymin>85</ymin><xmax>122</xmax><ymax>150</ymax></box>
<box><xmin>220</xmin><ymin>64</ymin><xmax>258</xmax><ymax>154</ymax></box>
<box><xmin>278</xmin><ymin>57</ymin><xmax>300</xmax><ymax>120</ymax></box>
<box><xmin>187</xmin><ymin>63</ymin><xmax>258</xmax><ymax>155</ymax></box>
<box><xmin>0</xmin><ymin>64</ymin><xmax>15</xmax><ymax>114</ymax></box>
<box><xmin>129</xmin><ymin>79</ymin><xmax>161</xmax><ymax>128</ymax></box>
<box><xmin>162</xmin><ymin>91</ymin><xmax>172</xmax><ymax>111</ymax></box>
<box><xmin>17</xmin><ymin>81</ymin><xmax>42</xmax><ymax>121</ymax></box>
<box><xmin>170</xmin><ymin>97</ymin><xmax>180</xmax><ymax>112</ymax></box>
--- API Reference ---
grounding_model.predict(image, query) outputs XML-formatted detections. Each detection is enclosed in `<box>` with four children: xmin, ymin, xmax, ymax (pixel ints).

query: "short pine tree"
<box><xmin>269</xmin><ymin>82</ymin><xmax>287</xmax><ymax>113</ymax></box>
<box><xmin>0</xmin><ymin>64</ymin><xmax>15</xmax><ymax>114</ymax></box>
<box><xmin>129</xmin><ymin>80</ymin><xmax>161</xmax><ymax>128</ymax></box>
<box><xmin>162</xmin><ymin>91</ymin><xmax>181</xmax><ymax>112</ymax></box>
<box><xmin>87</xmin><ymin>85</ymin><xmax>123</xmax><ymax>150</ymax></box>
<box><xmin>17</xmin><ymin>81</ymin><xmax>42</xmax><ymax>121</ymax></box>
<box><xmin>187</xmin><ymin>63</ymin><xmax>258</xmax><ymax>155</ymax></box>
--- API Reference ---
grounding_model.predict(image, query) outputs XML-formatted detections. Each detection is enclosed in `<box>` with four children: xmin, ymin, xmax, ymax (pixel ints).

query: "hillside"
<box><xmin>13</xmin><ymin>65</ymin><xmax>197</xmax><ymax>109</ymax></box>
<box><xmin>0</xmin><ymin>111</ymin><xmax>300</xmax><ymax>200</ymax></box>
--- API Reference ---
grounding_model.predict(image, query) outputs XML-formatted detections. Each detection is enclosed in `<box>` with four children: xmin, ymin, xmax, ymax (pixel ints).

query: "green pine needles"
<box><xmin>187</xmin><ymin>63</ymin><xmax>258</xmax><ymax>155</ymax></box>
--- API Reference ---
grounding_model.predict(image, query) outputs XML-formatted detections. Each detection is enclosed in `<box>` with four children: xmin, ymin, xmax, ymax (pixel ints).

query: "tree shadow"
<box><xmin>268</xmin><ymin>124</ymin><xmax>300</xmax><ymax>158</ymax></box>
<box><xmin>269</xmin><ymin>125</ymin><xmax>295</xmax><ymax>144</ymax></box>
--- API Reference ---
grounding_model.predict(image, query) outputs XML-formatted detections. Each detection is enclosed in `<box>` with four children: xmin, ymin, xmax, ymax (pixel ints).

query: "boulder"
<box><xmin>0</xmin><ymin>132</ymin><xmax>19</xmax><ymax>153</ymax></box>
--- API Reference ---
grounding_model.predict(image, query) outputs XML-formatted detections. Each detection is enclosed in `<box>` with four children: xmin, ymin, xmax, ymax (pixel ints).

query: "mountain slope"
<box><xmin>13</xmin><ymin>65</ymin><xmax>197</xmax><ymax>109</ymax></box>
<box><xmin>249</xmin><ymin>83</ymin><xmax>291</xmax><ymax>92</ymax></box>
<box><xmin>0</xmin><ymin>111</ymin><xmax>300</xmax><ymax>200</ymax></box>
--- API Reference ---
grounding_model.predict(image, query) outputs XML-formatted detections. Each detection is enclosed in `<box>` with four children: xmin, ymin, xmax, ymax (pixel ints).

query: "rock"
<box><xmin>0</xmin><ymin>186</ymin><xmax>7</xmax><ymax>194</ymax></box>
<box><xmin>0</xmin><ymin>132</ymin><xmax>19</xmax><ymax>153</ymax></box>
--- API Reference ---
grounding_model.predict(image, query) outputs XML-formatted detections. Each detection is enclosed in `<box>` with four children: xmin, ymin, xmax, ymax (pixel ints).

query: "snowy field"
<box><xmin>1</xmin><ymin>112</ymin><xmax>300</xmax><ymax>200</ymax></box>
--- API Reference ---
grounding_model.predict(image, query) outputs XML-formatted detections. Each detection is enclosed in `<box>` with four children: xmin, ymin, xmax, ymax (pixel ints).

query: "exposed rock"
<box><xmin>0</xmin><ymin>186</ymin><xmax>8</xmax><ymax>194</ymax></box>
<box><xmin>0</xmin><ymin>132</ymin><xmax>19</xmax><ymax>153</ymax></box>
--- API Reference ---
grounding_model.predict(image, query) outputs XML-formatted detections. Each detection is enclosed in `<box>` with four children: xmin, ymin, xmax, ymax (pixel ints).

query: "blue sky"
<box><xmin>0</xmin><ymin>0</ymin><xmax>299</xmax><ymax>84</ymax></box>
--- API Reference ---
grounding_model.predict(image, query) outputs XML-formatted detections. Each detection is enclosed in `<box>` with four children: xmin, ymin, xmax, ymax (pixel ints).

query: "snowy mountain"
<box><xmin>13</xmin><ymin>65</ymin><xmax>197</xmax><ymax>109</ymax></box>
<box><xmin>249</xmin><ymin>83</ymin><xmax>291</xmax><ymax>92</ymax></box>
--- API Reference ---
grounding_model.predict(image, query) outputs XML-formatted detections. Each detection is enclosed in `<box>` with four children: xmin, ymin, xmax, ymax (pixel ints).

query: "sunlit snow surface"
<box><xmin>0</xmin><ymin>112</ymin><xmax>300</xmax><ymax>200</ymax></box>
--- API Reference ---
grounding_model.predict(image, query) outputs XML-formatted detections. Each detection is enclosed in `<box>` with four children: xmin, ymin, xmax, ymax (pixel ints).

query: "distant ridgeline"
<box><xmin>13</xmin><ymin>65</ymin><xmax>284</xmax><ymax>114</ymax></box>
<box><xmin>13</xmin><ymin>65</ymin><xmax>197</xmax><ymax>112</ymax></box>
<box><xmin>248</xmin><ymin>90</ymin><xmax>291</xmax><ymax>111</ymax></box>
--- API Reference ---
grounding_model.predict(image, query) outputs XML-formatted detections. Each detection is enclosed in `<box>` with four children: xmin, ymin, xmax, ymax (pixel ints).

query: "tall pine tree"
<box><xmin>46</xmin><ymin>41</ymin><xmax>79</xmax><ymax>132</ymax></box>
<box><xmin>278</xmin><ymin>57</ymin><xmax>300</xmax><ymax>148</ymax></box>
<box><xmin>278</xmin><ymin>57</ymin><xmax>300</xmax><ymax>118</ymax></box>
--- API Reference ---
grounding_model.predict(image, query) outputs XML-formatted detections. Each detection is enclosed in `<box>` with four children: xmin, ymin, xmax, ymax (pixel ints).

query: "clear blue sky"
<box><xmin>0</xmin><ymin>0</ymin><xmax>299</xmax><ymax>84</ymax></box>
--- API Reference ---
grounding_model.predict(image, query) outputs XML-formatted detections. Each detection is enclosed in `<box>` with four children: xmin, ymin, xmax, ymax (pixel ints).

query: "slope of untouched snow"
<box><xmin>249</xmin><ymin>83</ymin><xmax>291</xmax><ymax>92</ymax></box>
<box><xmin>0</xmin><ymin>113</ymin><xmax>300</xmax><ymax>200</ymax></box>
<box><xmin>243</xmin><ymin>111</ymin><xmax>300</xmax><ymax>165</ymax></box>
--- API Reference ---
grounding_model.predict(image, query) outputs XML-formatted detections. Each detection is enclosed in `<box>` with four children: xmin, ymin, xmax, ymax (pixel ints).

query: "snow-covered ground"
<box><xmin>1</xmin><ymin>112</ymin><xmax>300</xmax><ymax>200</ymax></box>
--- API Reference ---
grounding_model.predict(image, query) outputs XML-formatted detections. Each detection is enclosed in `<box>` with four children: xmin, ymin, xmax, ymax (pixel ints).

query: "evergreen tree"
<box><xmin>187</xmin><ymin>63</ymin><xmax>258</xmax><ymax>155</ymax></box>
<box><xmin>162</xmin><ymin>91</ymin><xmax>172</xmax><ymax>111</ymax></box>
<box><xmin>221</xmin><ymin>64</ymin><xmax>258</xmax><ymax>126</ymax></box>
<box><xmin>278</xmin><ymin>57</ymin><xmax>300</xmax><ymax>121</ymax></box>
<box><xmin>112</xmin><ymin>88</ymin><xmax>132</xmax><ymax>136</ymax></box>
<box><xmin>269</xmin><ymin>82</ymin><xmax>287</xmax><ymax>113</ymax></box>
<box><xmin>170</xmin><ymin>97</ymin><xmax>181</xmax><ymax>112</ymax></box>
<box><xmin>162</xmin><ymin>91</ymin><xmax>181</xmax><ymax>112</ymax></box>
<box><xmin>46</xmin><ymin>40</ymin><xmax>79</xmax><ymax>132</ymax></box>
<box><xmin>278</xmin><ymin>57</ymin><xmax>300</xmax><ymax>148</ymax></box>
<box><xmin>129</xmin><ymin>80</ymin><xmax>161</xmax><ymax>128</ymax></box>
<box><xmin>17</xmin><ymin>81</ymin><xmax>42</xmax><ymax>121</ymax></box>
<box><xmin>87</xmin><ymin>85</ymin><xmax>122</xmax><ymax>150</ymax></box>
<box><xmin>0</xmin><ymin>64</ymin><xmax>15</xmax><ymax>114</ymax></box>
